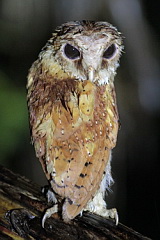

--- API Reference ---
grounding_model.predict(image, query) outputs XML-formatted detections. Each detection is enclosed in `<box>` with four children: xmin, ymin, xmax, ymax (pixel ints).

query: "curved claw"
<box><xmin>42</xmin><ymin>204</ymin><xmax>58</xmax><ymax>228</ymax></box>
<box><xmin>108</xmin><ymin>208</ymin><xmax>119</xmax><ymax>225</ymax></box>
<box><xmin>115</xmin><ymin>210</ymin><xmax>119</xmax><ymax>225</ymax></box>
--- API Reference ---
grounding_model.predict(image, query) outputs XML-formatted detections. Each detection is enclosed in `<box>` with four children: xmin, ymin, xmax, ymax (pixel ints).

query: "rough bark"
<box><xmin>0</xmin><ymin>165</ymin><xmax>151</xmax><ymax>240</ymax></box>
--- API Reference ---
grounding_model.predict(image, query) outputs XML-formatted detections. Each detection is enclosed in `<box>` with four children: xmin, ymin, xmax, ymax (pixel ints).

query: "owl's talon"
<box><xmin>42</xmin><ymin>204</ymin><xmax>58</xmax><ymax>228</ymax></box>
<box><xmin>115</xmin><ymin>211</ymin><xmax>119</xmax><ymax>225</ymax></box>
<box><xmin>85</xmin><ymin>192</ymin><xmax>119</xmax><ymax>225</ymax></box>
<box><xmin>108</xmin><ymin>208</ymin><xmax>119</xmax><ymax>225</ymax></box>
<box><xmin>99</xmin><ymin>208</ymin><xmax>119</xmax><ymax>225</ymax></box>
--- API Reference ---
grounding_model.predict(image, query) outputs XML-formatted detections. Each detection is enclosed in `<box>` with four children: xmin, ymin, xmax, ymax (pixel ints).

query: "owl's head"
<box><xmin>40</xmin><ymin>20</ymin><xmax>123</xmax><ymax>85</ymax></box>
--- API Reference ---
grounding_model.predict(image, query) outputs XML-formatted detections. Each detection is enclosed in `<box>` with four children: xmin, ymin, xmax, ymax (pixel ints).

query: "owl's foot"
<box><xmin>42</xmin><ymin>185</ymin><xmax>58</xmax><ymax>204</ymax></box>
<box><xmin>95</xmin><ymin>207</ymin><xmax>119</xmax><ymax>225</ymax></box>
<box><xmin>42</xmin><ymin>186</ymin><xmax>58</xmax><ymax>227</ymax></box>
<box><xmin>42</xmin><ymin>204</ymin><xmax>58</xmax><ymax>228</ymax></box>
<box><xmin>84</xmin><ymin>191</ymin><xmax>119</xmax><ymax>225</ymax></box>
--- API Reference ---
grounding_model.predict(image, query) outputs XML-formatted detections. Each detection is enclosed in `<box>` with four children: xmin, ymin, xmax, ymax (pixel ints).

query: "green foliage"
<box><xmin>0</xmin><ymin>70</ymin><xmax>28</xmax><ymax>165</ymax></box>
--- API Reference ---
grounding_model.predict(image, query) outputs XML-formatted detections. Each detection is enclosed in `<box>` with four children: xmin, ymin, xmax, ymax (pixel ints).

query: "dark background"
<box><xmin>0</xmin><ymin>1</ymin><xmax>160</xmax><ymax>239</ymax></box>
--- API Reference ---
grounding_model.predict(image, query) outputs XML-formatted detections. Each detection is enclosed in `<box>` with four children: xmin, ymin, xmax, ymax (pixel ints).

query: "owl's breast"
<box><xmin>52</xmin><ymin>80</ymin><xmax>118</xmax><ymax>146</ymax></box>
<box><xmin>47</xmin><ymin>80</ymin><xmax>119</xmax><ymax>220</ymax></box>
<box><xmin>28</xmin><ymin>77</ymin><xmax>119</xmax><ymax>220</ymax></box>
<box><xmin>52</xmin><ymin>80</ymin><xmax>96</xmax><ymax>138</ymax></box>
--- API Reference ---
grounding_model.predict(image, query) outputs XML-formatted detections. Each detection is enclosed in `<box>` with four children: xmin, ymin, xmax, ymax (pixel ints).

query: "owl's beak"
<box><xmin>88</xmin><ymin>66</ymin><xmax>95</xmax><ymax>82</ymax></box>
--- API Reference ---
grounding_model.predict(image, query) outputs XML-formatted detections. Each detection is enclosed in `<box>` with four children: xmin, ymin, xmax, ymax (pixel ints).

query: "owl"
<box><xmin>27</xmin><ymin>20</ymin><xmax>123</xmax><ymax>227</ymax></box>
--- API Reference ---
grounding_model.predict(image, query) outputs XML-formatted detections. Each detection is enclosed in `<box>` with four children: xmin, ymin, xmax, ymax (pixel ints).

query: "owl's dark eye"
<box><xmin>103</xmin><ymin>44</ymin><xmax>117</xmax><ymax>59</ymax></box>
<box><xmin>64</xmin><ymin>44</ymin><xmax>80</xmax><ymax>60</ymax></box>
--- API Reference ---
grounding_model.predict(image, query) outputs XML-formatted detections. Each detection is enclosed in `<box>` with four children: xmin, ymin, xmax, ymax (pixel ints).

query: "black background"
<box><xmin>0</xmin><ymin>1</ymin><xmax>160</xmax><ymax>239</ymax></box>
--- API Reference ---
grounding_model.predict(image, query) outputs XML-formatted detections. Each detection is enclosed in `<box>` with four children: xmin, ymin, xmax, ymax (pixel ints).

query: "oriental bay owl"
<box><xmin>27</xmin><ymin>20</ymin><xmax>123</xmax><ymax>226</ymax></box>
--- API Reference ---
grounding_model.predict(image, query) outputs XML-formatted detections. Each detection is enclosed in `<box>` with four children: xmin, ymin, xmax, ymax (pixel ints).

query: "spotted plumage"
<box><xmin>27</xmin><ymin>20</ymin><xmax>123</xmax><ymax>225</ymax></box>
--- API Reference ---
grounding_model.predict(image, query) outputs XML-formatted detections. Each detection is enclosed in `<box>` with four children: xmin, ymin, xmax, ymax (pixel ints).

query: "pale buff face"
<box><xmin>41</xmin><ymin>21</ymin><xmax>123</xmax><ymax>85</ymax></box>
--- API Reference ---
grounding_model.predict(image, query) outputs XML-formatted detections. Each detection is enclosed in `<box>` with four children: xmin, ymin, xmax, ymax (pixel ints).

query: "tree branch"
<box><xmin>0</xmin><ymin>165</ymin><xmax>151</xmax><ymax>240</ymax></box>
